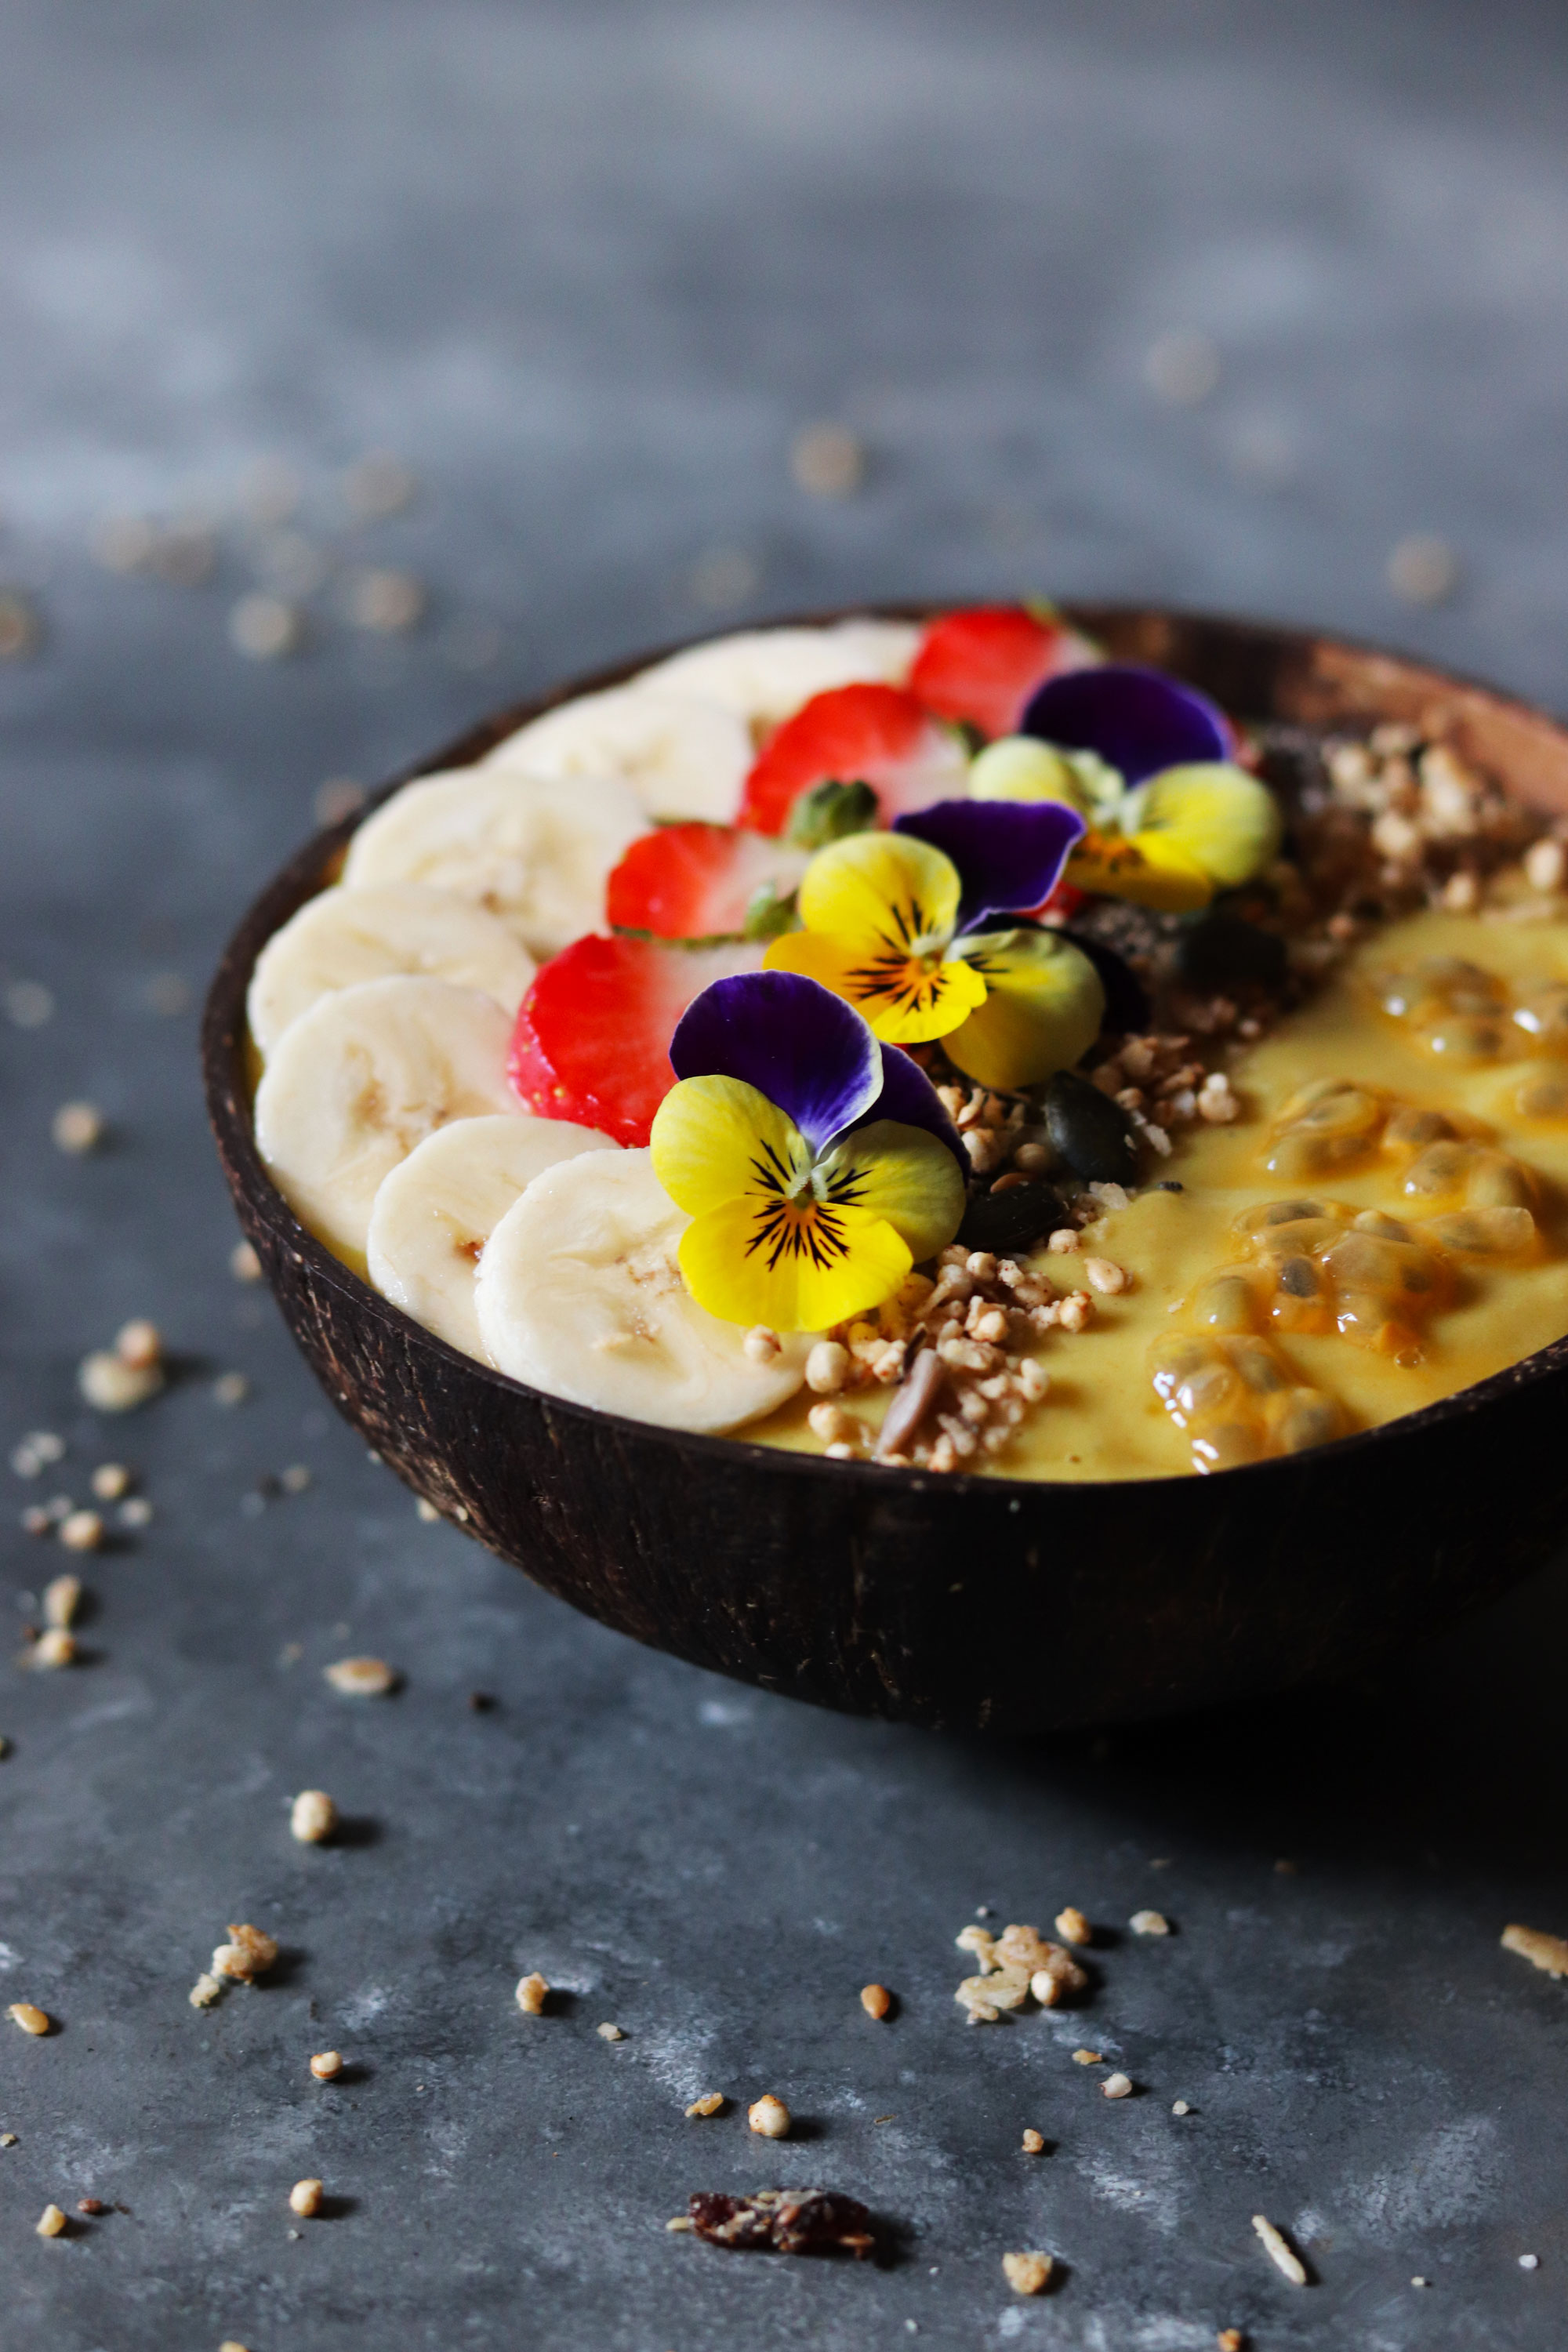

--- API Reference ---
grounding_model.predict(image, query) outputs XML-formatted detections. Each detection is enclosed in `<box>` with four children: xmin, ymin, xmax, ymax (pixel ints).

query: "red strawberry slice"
<box><xmin>605</xmin><ymin>824</ymin><xmax>808</xmax><ymax>942</ymax></box>
<box><xmin>510</xmin><ymin>935</ymin><xmax>763</xmax><ymax>1147</ymax></box>
<box><xmin>910</xmin><ymin>605</ymin><xmax>1095</xmax><ymax>742</ymax></box>
<box><xmin>738</xmin><ymin>683</ymin><xmax>969</xmax><ymax>837</ymax></box>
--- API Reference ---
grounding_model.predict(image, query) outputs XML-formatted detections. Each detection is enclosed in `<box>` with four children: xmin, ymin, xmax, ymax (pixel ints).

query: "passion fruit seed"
<box><xmin>1149</xmin><ymin>1331</ymin><xmax>1343</xmax><ymax>1474</ymax></box>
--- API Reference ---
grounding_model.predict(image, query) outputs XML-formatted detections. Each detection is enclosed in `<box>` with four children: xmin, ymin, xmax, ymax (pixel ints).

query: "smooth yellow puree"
<box><xmin>756</xmin><ymin>909</ymin><xmax>1568</xmax><ymax>1481</ymax></box>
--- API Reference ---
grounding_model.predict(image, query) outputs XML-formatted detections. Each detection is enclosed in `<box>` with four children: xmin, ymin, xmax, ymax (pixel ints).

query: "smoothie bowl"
<box><xmin>203</xmin><ymin>604</ymin><xmax>1568</xmax><ymax>1732</ymax></box>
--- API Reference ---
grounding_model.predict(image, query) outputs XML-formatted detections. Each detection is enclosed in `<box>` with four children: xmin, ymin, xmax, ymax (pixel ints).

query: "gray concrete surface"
<box><xmin>1</xmin><ymin>3</ymin><xmax>1566</xmax><ymax>2344</ymax></box>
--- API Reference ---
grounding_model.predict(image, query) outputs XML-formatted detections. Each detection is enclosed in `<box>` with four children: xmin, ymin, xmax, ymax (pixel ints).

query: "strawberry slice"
<box><xmin>738</xmin><ymin>683</ymin><xmax>969</xmax><ymax>837</ymax></box>
<box><xmin>510</xmin><ymin>935</ymin><xmax>763</xmax><ymax>1147</ymax></box>
<box><xmin>910</xmin><ymin>605</ymin><xmax>1094</xmax><ymax>742</ymax></box>
<box><xmin>605</xmin><ymin>824</ymin><xmax>808</xmax><ymax>942</ymax></box>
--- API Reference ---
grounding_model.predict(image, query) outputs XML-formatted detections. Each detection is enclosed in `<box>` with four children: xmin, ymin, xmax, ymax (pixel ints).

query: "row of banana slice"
<box><xmin>249</xmin><ymin>623</ymin><xmax>917</xmax><ymax>1429</ymax></box>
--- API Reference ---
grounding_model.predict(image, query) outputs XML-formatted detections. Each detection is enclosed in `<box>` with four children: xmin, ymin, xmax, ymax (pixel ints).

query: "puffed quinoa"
<box><xmin>1501</xmin><ymin>1922</ymin><xmax>1568</xmax><ymax>1976</ymax></box>
<box><xmin>89</xmin><ymin>1463</ymin><xmax>130</xmax><ymax>1501</ymax></box>
<box><xmin>1102</xmin><ymin>2072</ymin><xmax>1134</xmax><ymax>2099</ymax></box>
<box><xmin>1072</xmin><ymin>2048</ymin><xmax>1102</xmax><ymax>2064</ymax></box>
<box><xmin>515</xmin><ymin>1973</ymin><xmax>550</xmax><ymax>2014</ymax></box>
<box><xmin>747</xmin><ymin>2093</ymin><xmax>790</xmax><ymax>2138</ymax></box>
<box><xmin>42</xmin><ymin>1574</ymin><xmax>82</xmax><ymax>1628</ymax></box>
<box><xmin>1251</xmin><ymin>2212</ymin><xmax>1308</xmax><ymax>2285</ymax></box>
<box><xmin>29</xmin><ymin>1629</ymin><xmax>76</xmax><ymax>1669</ymax></box>
<box><xmin>1021</xmin><ymin>2128</ymin><xmax>1045</xmax><ymax>2154</ymax></box>
<box><xmin>188</xmin><ymin>1973</ymin><xmax>223</xmax><ymax>2008</ymax></box>
<box><xmin>859</xmin><ymin>1983</ymin><xmax>892</xmax><ymax>2019</ymax></box>
<box><xmin>289</xmin><ymin>2179</ymin><xmax>324</xmax><ymax>2218</ymax></box>
<box><xmin>325</xmin><ymin>1656</ymin><xmax>398</xmax><ymax>1697</ymax></box>
<box><xmin>1082</xmin><ymin>1258</ymin><xmax>1126</xmax><ymax>1295</ymax></box>
<box><xmin>1002</xmin><ymin>2250</ymin><xmax>1053</xmax><ymax>2295</ymax></box>
<box><xmin>1130</xmin><ymin>1909</ymin><xmax>1171</xmax><ymax>1936</ymax></box>
<box><xmin>684</xmin><ymin>2092</ymin><xmax>725</xmax><ymax>2117</ymax></box>
<box><xmin>290</xmin><ymin>1789</ymin><xmax>337</xmax><ymax>1844</ymax></box>
<box><xmin>78</xmin><ymin>1351</ymin><xmax>163</xmax><ymax>1412</ymax></box>
<box><xmin>1054</xmin><ymin>1907</ymin><xmax>1091</xmax><ymax>1945</ymax></box>
<box><xmin>36</xmin><ymin>2203</ymin><xmax>67</xmax><ymax>2238</ymax></box>
<box><xmin>1047</xmin><ymin>1227</ymin><xmax>1079</xmax><ymax>1252</ymax></box>
<box><xmin>52</xmin><ymin>1101</ymin><xmax>103</xmax><ymax>1154</ymax></box>
<box><xmin>1058</xmin><ymin>1292</ymin><xmax>1094</xmax><ymax>1333</ymax></box>
<box><xmin>1217</xmin><ymin>2332</ymin><xmax>1244</xmax><ymax>2351</ymax></box>
<box><xmin>310</xmin><ymin>2050</ymin><xmax>343</xmax><ymax>2080</ymax></box>
<box><xmin>212</xmin><ymin>1924</ymin><xmax>278</xmax><ymax>1981</ymax></box>
<box><xmin>7</xmin><ymin>2003</ymin><xmax>50</xmax><ymax>2035</ymax></box>
<box><xmin>742</xmin><ymin>1324</ymin><xmax>782</xmax><ymax>1363</ymax></box>
<box><xmin>57</xmin><ymin>1511</ymin><xmax>103</xmax><ymax>1553</ymax></box>
<box><xmin>597</xmin><ymin>2021</ymin><xmax>625</xmax><ymax>2042</ymax></box>
<box><xmin>114</xmin><ymin>1319</ymin><xmax>162</xmax><ymax>1371</ymax></box>
<box><xmin>808</xmin><ymin>1403</ymin><xmax>850</xmax><ymax>1444</ymax></box>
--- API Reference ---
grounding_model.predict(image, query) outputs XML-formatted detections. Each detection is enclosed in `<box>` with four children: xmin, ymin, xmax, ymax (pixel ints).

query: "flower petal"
<box><xmin>797</xmin><ymin>829</ymin><xmax>962</xmax><ymax>957</ymax></box>
<box><xmin>858</xmin><ymin>1043</ymin><xmax>964</xmax><ymax>1163</ymax></box>
<box><xmin>1120</xmin><ymin>762</ymin><xmax>1283</xmax><ymax>891</ymax></box>
<box><xmin>1022</xmin><ymin>663</ymin><xmax>1231</xmax><ymax>787</ymax></box>
<box><xmin>764</xmin><ymin>924</ymin><xmax>988</xmax><ymax>1046</ymax></box>
<box><xmin>815</xmin><ymin>1119</ymin><xmax>967</xmax><ymax>1263</ymax></box>
<box><xmin>895</xmin><ymin>796</ymin><xmax>1084</xmax><ymax>927</ymax></box>
<box><xmin>678</xmin><ymin>1195</ymin><xmax>911</xmax><ymax>1330</ymax></box>
<box><xmin>944</xmin><ymin>927</ymin><xmax>1106</xmax><ymax>1090</ymax></box>
<box><xmin>669</xmin><ymin>970</ymin><xmax>882</xmax><ymax>1155</ymax></box>
<box><xmin>1066</xmin><ymin>827</ymin><xmax>1213</xmax><ymax>913</ymax></box>
<box><xmin>650</xmin><ymin>1075</ymin><xmax>808</xmax><ymax>1218</ymax></box>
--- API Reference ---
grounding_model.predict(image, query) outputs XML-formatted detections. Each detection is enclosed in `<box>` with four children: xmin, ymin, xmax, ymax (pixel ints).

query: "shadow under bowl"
<box><xmin>202</xmin><ymin>604</ymin><xmax>1568</xmax><ymax>1734</ymax></box>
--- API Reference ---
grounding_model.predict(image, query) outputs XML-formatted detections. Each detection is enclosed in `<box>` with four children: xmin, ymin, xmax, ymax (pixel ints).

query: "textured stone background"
<box><xmin>1</xmin><ymin>2</ymin><xmax>1566</xmax><ymax>2346</ymax></box>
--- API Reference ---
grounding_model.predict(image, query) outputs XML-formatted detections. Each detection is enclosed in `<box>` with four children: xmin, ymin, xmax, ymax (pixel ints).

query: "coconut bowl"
<box><xmin>202</xmin><ymin>605</ymin><xmax>1568</xmax><ymax>1733</ymax></box>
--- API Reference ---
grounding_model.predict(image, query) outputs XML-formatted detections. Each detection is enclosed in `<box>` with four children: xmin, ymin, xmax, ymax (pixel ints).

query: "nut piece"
<box><xmin>1054</xmin><ymin>1907</ymin><xmax>1091</xmax><ymax>1945</ymax></box>
<box><xmin>289</xmin><ymin>1789</ymin><xmax>337</xmax><ymax>1844</ymax></box>
<box><xmin>1501</xmin><ymin>1922</ymin><xmax>1568</xmax><ymax>1977</ymax></box>
<box><xmin>1021</xmin><ymin>2128</ymin><xmax>1045</xmax><ymax>2154</ymax></box>
<box><xmin>52</xmin><ymin>1102</ymin><xmax>103</xmax><ymax>1154</ymax></box>
<box><xmin>7</xmin><ymin>2002</ymin><xmax>51</xmax><ymax>2036</ymax></box>
<box><xmin>36</xmin><ymin>2203</ymin><xmax>67</xmax><ymax>2238</ymax></box>
<box><xmin>289</xmin><ymin>2178</ymin><xmax>324</xmax><ymax>2219</ymax></box>
<box><xmin>685</xmin><ymin>2092</ymin><xmax>725</xmax><ymax>2118</ymax></box>
<box><xmin>78</xmin><ymin>1351</ymin><xmax>163</xmax><ymax>1412</ymax></box>
<box><xmin>1130</xmin><ymin>1909</ymin><xmax>1171</xmax><ymax>1936</ymax></box>
<box><xmin>1251</xmin><ymin>2212</ymin><xmax>1308</xmax><ymax>2285</ymax></box>
<box><xmin>1102</xmin><ymin>2071</ymin><xmax>1134</xmax><ymax>2100</ymax></box>
<box><xmin>324</xmin><ymin>1656</ymin><xmax>398</xmax><ymax>1697</ymax></box>
<box><xmin>188</xmin><ymin>1973</ymin><xmax>223</xmax><ymax>2009</ymax></box>
<box><xmin>747</xmin><ymin>2093</ymin><xmax>791</xmax><ymax>2140</ymax></box>
<box><xmin>1002</xmin><ymin>2250</ymin><xmax>1054</xmax><ymax>2296</ymax></box>
<box><xmin>310</xmin><ymin>2051</ymin><xmax>343</xmax><ymax>2081</ymax></box>
<box><xmin>212</xmin><ymin>1923</ymin><xmax>278</xmax><ymax>1982</ymax></box>
<box><xmin>1073</xmin><ymin>2048</ymin><xmax>1103</xmax><ymax>2065</ymax></box>
<box><xmin>42</xmin><ymin>1574</ymin><xmax>82</xmax><ymax>1628</ymax></box>
<box><xmin>859</xmin><ymin>1983</ymin><xmax>891</xmax><ymax>2020</ymax></box>
<box><xmin>514</xmin><ymin>1972</ymin><xmax>550</xmax><ymax>2016</ymax></box>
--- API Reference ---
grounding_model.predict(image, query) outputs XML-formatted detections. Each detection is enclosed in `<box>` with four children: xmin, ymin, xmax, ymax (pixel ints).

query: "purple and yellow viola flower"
<box><xmin>970</xmin><ymin>662</ymin><xmax>1282</xmax><ymax>913</ymax></box>
<box><xmin>650</xmin><ymin>971</ymin><xmax>967</xmax><ymax>1331</ymax></box>
<box><xmin>758</xmin><ymin>797</ymin><xmax>1107</xmax><ymax>1092</ymax></box>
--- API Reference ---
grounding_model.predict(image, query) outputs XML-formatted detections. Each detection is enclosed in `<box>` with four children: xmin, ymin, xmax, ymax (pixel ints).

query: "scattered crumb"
<box><xmin>1217</xmin><ymin>2331</ymin><xmax>1245</xmax><ymax>2351</ymax></box>
<box><xmin>57</xmin><ymin>1511</ymin><xmax>103</xmax><ymax>1553</ymax></box>
<box><xmin>310</xmin><ymin>2052</ymin><xmax>343</xmax><ymax>2082</ymax></box>
<box><xmin>35</xmin><ymin>2203</ymin><xmax>67</xmax><ymax>2238</ymax></box>
<box><xmin>1388</xmin><ymin>532</ymin><xmax>1459</xmax><ymax>607</ymax></box>
<box><xmin>743</xmin><ymin>1325</ymin><xmax>782</xmax><ymax>1365</ymax></box>
<box><xmin>1501</xmin><ymin>1922</ymin><xmax>1568</xmax><ymax>1978</ymax></box>
<box><xmin>90</xmin><ymin>1464</ymin><xmax>130</xmax><ymax>1501</ymax></box>
<box><xmin>666</xmin><ymin>2215</ymin><xmax>695</xmax><ymax>2233</ymax></box>
<box><xmin>1410</xmin><ymin>2275</ymin><xmax>1428</xmax><ymax>2288</ymax></box>
<box><xmin>212</xmin><ymin>1924</ymin><xmax>278</xmax><ymax>1982</ymax></box>
<box><xmin>1055</xmin><ymin>1907</ymin><xmax>1091</xmax><ymax>1945</ymax></box>
<box><xmin>1252</xmin><ymin>2212</ymin><xmax>1308</xmax><ymax>2285</ymax></box>
<box><xmin>114</xmin><ymin>1319</ymin><xmax>161</xmax><ymax>1371</ymax></box>
<box><xmin>42</xmin><ymin>1573</ymin><xmax>82</xmax><ymax>1628</ymax></box>
<box><xmin>1274</xmin><ymin>1858</ymin><xmax>1298</xmax><ymax>1875</ymax></box>
<box><xmin>1519</xmin><ymin>2253</ymin><xmax>1539</xmax><ymax>2270</ymax></box>
<box><xmin>230</xmin><ymin>593</ymin><xmax>302</xmax><ymax>660</ymax></box>
<box><xmin>78</xmin><ymin>1350</ymin><xmax>162</xmax><ymax>1412</ymax></box>
<box><xmin>289</xmin><ymin>2178</ymin><xmax>324</xmax><ymax>2218</ymax></box>
<box><xmin>416</xmin><ymin>1498</ymin><xmax>440</xmax><ymax>1523</ymax></box>
<box><xmin>1072</xmin><ymin>2049</ymin><xmax>1102</xmax><ymax>2066</ymax></box>
<box><xmin>213</xmin><ymin>1371</ymin><xmax>249</xmax><ymax>1408</ymax></box>
<box><xmin>790</xmin><ymin>421</ymin><xmax>866</xmax><ymax>499</ymax></box>
<box><xmin>597</xmin><ymin>2022</ymin><xmax>625</xmax><ymax>2042</ymax></box>
<box><xmin>1021</xmin><ymin>2128</ymin><xmax>1045</xmax><ymax>2154</ymax></box>
<box><xmin>7</xmin><ymin>2003</ymin><xmax>51</xmax><ymax>2036</ymax></box>
<box><xmin>11</xmin><ymin>1430</ymin><xmax>66</xmax><ymax>1478</ymax></box>
<box><xmin>1131</xmin><ymin>1909</ymin><xmax>1171</xmax><ymax>1936</ymax></box>
<box><xmin>747</xmin><ymin>2093</ymin><xmax>790</xmax><ymax>2140</ymax></box>
<box><xmin>230</xmin><ymin>1240</ymin><xmax>263</xmax><ymax>1283</ymax></box>
<box><xmin>0</xmin><ymin>2132</ymin><xmax>16</xmax><ymax>2147</ymax></box>
<box><xmin>1002</xmin><ymin>2250</ymin><xmax>1054</xmax><ymax>2296</ymax></box>
<box><xmin>119</xmin><ymin>1497</ymin><xmax>153</xmax><ymax>1529</ymax></box>
<box><xmin>188</xmin><ymin>1973</ymin><xmax>223</xmax><ymax>2009</ymax></box>
<box><xmin>52</xmin><ymin>1102</ymin><xmax>103</xmax><ymax>1155</ymax></box>
<box><xmin>290</xmin><ymin>1789</ymin><xmax>336</xmax><ymax>1844</ymax></box>
<box><xmin>1102</xmin><ymin>2072</ymin><xmax>1134</xmax><ymax>2100</ymax></box>
<box><xmin>27</xmin><ymin>1629</ymin><xmax>76</xmax><ymax>1670</ymax></box>
<box><xmin>77</xmin><ymin>2197</ymin><xmax>107</xmax><ymax>2216</ymax></box>
<box><xmin>346</xmin><ymin>568</ymin><xmax>424</xmax><ymax>634</ymax></box>
<box><xmin>281</xmin><ymin>1465</ymin><xmax>312</xmax><ymax>1495</ymax></box>
<box><xmin>1172</xmin><ymin>2099</ymin><xmax>1192</xmax><ymax>2116</ymax></box>
<box><xmin>860</xmin><ymin>1983</ymin><xmax>891</xmax><ymax>2020</ymax></box>
<box><xmin>324</xmin><ymin>1656</ymin><xmax>398</xmax><ymax>1697</ymax></box>
<box><xmin>685</xmin><ymin>2093</ymin><xmax>725</xmax><ymax>2118</ymax></box>
<box><xmin>514</xmin><ymin>1973</ymin><xmax>549</xmax><ymax>2016</ymax></box>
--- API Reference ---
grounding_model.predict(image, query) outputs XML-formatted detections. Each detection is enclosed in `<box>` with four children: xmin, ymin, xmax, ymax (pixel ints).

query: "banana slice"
<box><xmin>248</xmin><ymin>884</ymin><xmax>535</xmax><ymax>1058</ymax></box>
<box><xmin>474</xmin><ymin>1149</ymin><xmax>814</xmax><ymax>1432</ymax></box>
<box><xmin>484</xmin><ymin>684</ymin><xmax>753</xmax><ymax>822</ymax></box>
<box><xmin>635</xmin><ymin>618</ymin><xmax>922</xmax><ymax>733</ymax></box>
<box><xmin>255</xmin><ymin>975</ymin><xmax>515</xmax><ymax>1271</ymax></box>
<box><xmin>367</xmin><ymin>1112</ymin><xmax>619</xmax><ymax>1362</ymax></box>
<box><xmin>341</xmin><ymin>768</ymin><xmax>649</xmax><ymax>959</ymax></box>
